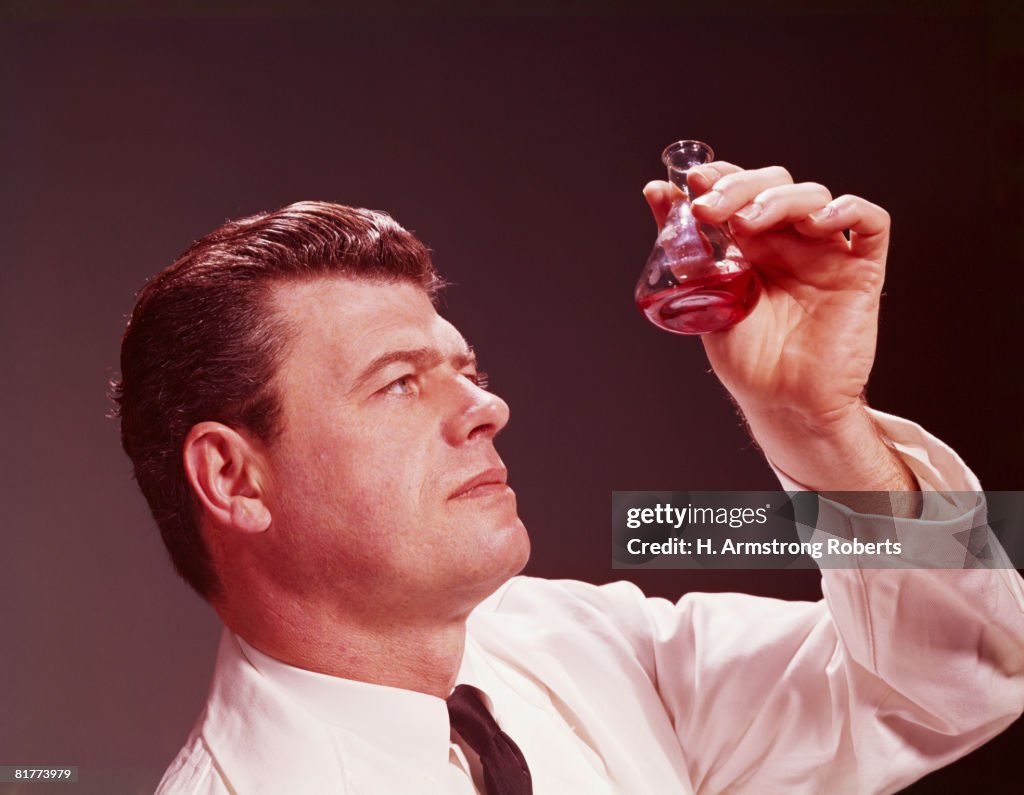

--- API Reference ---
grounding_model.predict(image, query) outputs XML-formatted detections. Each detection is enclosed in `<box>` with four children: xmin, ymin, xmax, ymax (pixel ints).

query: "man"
<box><xmin>115</xmin><ymin>162</ymin><xmax>1024</xmax><ymax>794</ymax></box>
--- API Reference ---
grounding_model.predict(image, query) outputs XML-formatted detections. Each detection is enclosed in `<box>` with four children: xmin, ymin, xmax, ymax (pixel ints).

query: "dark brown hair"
<box><xmin>111</xmin><ymin>201</ymin><xmax>443</xmax><ymax>602</ymax></box>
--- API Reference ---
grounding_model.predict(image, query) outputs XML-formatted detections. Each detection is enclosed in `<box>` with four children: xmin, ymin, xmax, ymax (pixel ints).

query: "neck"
<box><xmin>218</xmin><ymin>600</ymin><xmax>469</xmax><ymax>699</ymax></box>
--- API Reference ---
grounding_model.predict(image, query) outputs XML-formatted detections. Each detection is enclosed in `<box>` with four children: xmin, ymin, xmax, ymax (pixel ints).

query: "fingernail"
<box><xmin>693</xmin><ymin>190</ymin><xmax>722</xmax><ymax>209</ymax></box>
<box><xmin>735</xmin><ymin>203</ymin><xmax>763</xmax><ymax>222</ymax></box>
<box><xmin>809</xmin><ymin>204</ymin><xmax>836</xmax><ymax>223</ymax></box>
<box><xmin>688</xmin><ymin>171</ymin><xmax>711</xmax><ymax>191</ymax></box>
<box><xmin>696</xmin><ymin>166</ymin><xmax>720</xmax><ymax>185</ymax></box>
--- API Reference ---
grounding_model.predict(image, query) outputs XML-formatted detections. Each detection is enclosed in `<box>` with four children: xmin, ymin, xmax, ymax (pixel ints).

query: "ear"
<box><xmin>183</xmin><ymin>422</ymin><xmax>272</xmax><ymax>534</ymax></box>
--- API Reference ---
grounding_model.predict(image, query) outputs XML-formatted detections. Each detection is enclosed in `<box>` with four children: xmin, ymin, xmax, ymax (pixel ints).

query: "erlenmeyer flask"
<box><xmin>636</xmin><ymin>140</ymin><xmax>762</xmax><ymax>335</ymax></box>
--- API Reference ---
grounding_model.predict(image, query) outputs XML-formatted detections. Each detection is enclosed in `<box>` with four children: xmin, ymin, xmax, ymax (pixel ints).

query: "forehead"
<box><xmin>270</xmin><ymin>276</ymin><xmax>466</xmax><ymax>374</ymax></box>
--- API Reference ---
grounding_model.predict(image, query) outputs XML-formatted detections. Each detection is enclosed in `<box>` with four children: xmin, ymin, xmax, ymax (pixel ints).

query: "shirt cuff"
<box><xmin>771</xmin><ymin>408</ymin><xmax>999</xmax><ymax>568</ymax></box>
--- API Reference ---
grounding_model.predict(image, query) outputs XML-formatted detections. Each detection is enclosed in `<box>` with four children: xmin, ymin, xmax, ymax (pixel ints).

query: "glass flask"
<box><xmin>636</xmin><ymin>140</ymin><xmax>762</xmax><ymax>335</ymax></box>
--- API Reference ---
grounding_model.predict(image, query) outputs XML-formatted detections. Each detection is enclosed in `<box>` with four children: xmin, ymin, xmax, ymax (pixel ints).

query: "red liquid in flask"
<box><xmin>637</xmin><ymin>269</ymin><xmax>761</xmax><ymax>335</ymax></box>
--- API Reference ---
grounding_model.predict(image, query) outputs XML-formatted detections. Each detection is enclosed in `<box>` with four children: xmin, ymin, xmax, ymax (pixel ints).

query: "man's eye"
<box><xmin>383</xmin><ymin>376</ymin><xmax>417</xmax><ymax>396</ymax></box>
<box><xmin>470</xmin><ymin>371</ymin><xmax>490</xmax><ymax>390</ymax></box>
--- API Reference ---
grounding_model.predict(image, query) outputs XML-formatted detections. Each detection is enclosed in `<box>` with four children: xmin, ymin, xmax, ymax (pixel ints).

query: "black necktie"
<box><xmin>446</xmin><ymin>684</ymin><xmax>533</xmax><ymax>795</ymax></box>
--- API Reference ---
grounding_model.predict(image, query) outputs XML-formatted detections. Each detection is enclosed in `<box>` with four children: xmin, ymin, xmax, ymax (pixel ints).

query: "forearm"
<box><xmin>742</xmin><ymin>401</ymin><xmax>922</xmax><ymax>516</ymax></box>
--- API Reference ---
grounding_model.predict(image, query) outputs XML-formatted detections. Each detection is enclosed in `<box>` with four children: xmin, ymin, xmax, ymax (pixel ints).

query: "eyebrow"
<box><xmin>351</xmin><ymin>345</ymin><xmax>477</xmax><ymax>392</ymax></box>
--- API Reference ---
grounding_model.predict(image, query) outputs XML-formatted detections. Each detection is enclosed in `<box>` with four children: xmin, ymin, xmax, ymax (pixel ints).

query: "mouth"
<box><xmin>450</xmin><ymin>467</ymin><xmax>511</xmax><ymax>500</ymax></box>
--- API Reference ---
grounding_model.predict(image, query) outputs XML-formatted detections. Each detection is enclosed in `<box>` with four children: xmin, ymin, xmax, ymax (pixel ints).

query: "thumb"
<box><xmin>643</xmin><ymin>180</ymin><xmax>678</xmax><ymax>231</ymax></box>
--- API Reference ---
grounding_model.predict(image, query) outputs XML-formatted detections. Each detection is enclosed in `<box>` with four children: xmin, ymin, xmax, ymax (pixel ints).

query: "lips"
<box><xmin>450</xmin><ymin>467</ymin><xmax>510</xmax><ymax>499</ymax></box>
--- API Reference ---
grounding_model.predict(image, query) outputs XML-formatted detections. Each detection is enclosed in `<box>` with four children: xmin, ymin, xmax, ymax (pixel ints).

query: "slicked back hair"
<box><xmin>112</xmin><ymin>201</ymin><xmax>443</xmax><ymax>602</ymax></box>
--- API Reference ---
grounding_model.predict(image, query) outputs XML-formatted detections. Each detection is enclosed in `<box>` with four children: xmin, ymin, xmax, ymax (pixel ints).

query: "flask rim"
<box><xmin>661</xmin><ymin>140</ymin><xmax>715</xmax><ymax>172</ymax></box>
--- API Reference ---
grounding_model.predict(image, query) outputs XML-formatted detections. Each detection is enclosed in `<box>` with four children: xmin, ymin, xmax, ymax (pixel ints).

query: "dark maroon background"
<box><xmin>2</xmin><ymin>4</ymin><xmax>1022</xmax><ymax>793</ymax></box>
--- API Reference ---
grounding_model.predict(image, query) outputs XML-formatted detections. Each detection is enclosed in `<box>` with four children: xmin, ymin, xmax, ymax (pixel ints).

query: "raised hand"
<box><xmin>644</xmin><ymin>163</ymin><xmax>915</xmax><ymax>493</ymax></box>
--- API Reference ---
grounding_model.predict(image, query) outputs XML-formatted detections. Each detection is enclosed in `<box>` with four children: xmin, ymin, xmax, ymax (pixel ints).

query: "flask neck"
<box><xmin>661</xmin><ymin>140</ymin><xmax>714</xmax><ymax>198</ymax></box>
<box><xmin>666</xmin><ymin>166</ymin><xmax>693</xmax><ymax>196</ymax></box>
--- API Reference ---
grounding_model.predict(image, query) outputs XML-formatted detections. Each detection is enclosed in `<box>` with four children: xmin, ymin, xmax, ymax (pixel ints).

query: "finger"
<box><xmin>687</xmin><ymin>160</ymin><xmax>742</xmax><ymax>195</ymax></box>
<box><xmin>643</xmin><ymin>180</ymin><xmax>682</xmax><ymax>230</ymax></box>
<box><xmin>729</xmin><ymin>182</ymin><xmax>833</xmax><ymax>234</ymax></box>
<box><xmin>691</xmin><ymin>165</ymin><xmax>794</xmax><ymax>222</ymax></box>
<box><xmin>645</xmin><ymin>162</ymin><xmax>743</xmax><ymax>228</ymax></box>
<box><xmin>794</xmin><ymin>194</ymin><xmax>890</xmax><ymax>259</ymax></box>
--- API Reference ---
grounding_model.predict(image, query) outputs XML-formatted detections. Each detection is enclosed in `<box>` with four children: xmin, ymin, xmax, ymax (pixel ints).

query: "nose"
<box><xmin>442</xmin><ymin>376</ymin><xmax>510</xmax><ymax>446</ymax></box>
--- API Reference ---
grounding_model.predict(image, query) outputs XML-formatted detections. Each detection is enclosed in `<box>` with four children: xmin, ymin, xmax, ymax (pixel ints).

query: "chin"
<box><xmin>453</xmin><ymin>518</ymin><xmax>531</xmax><ymax>603</ymax></box>
<box><xmin>491</xmin><ymin>518</ymin><xmax>532</xmax><ymax>585</ymax></box>
<box><xmin>495</xmin><ymin>525</ymin><xmax>530</xmax><ymax>581</ymax></box>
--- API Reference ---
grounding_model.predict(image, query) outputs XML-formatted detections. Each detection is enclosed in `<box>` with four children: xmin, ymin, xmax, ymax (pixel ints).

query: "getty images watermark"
<box><xmin>611</xmin><ymin>492</ymin><xmax>1024</xmax><ymax>569</ymax></box>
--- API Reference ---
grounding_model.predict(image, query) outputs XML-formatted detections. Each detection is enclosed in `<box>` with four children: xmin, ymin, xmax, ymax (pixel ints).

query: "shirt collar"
<box><xmin>235</xmin><ymin>634</ymin><xmax>452</xmax><ymax>772</ymax></box>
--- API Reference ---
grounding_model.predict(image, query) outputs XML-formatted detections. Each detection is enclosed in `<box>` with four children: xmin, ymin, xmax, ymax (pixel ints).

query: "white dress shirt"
<box><xmin>154</xmin><ymin>411</ymin><xmax>1024</xmax><ymax>794</ymax></box>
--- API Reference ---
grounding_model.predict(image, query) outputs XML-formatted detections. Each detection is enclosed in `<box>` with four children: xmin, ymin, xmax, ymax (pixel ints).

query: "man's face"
<box><xmin>257</xmin><ymin>276</ymin><xmax>529</xmax><ymax>622</ymax></box>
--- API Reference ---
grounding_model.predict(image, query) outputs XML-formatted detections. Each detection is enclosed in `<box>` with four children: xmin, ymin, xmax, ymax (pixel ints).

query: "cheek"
<box><xmin>273</xmin><ymin>424</ymin><xmax>435</xmax><ymax>537</ymax></box>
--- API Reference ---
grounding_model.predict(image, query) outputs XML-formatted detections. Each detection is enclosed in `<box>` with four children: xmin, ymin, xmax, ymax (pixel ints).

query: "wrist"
<box><xmin>742</xmin><ymin>402</ymin><xmax>919</xmax><ymax>493</ymax></box>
